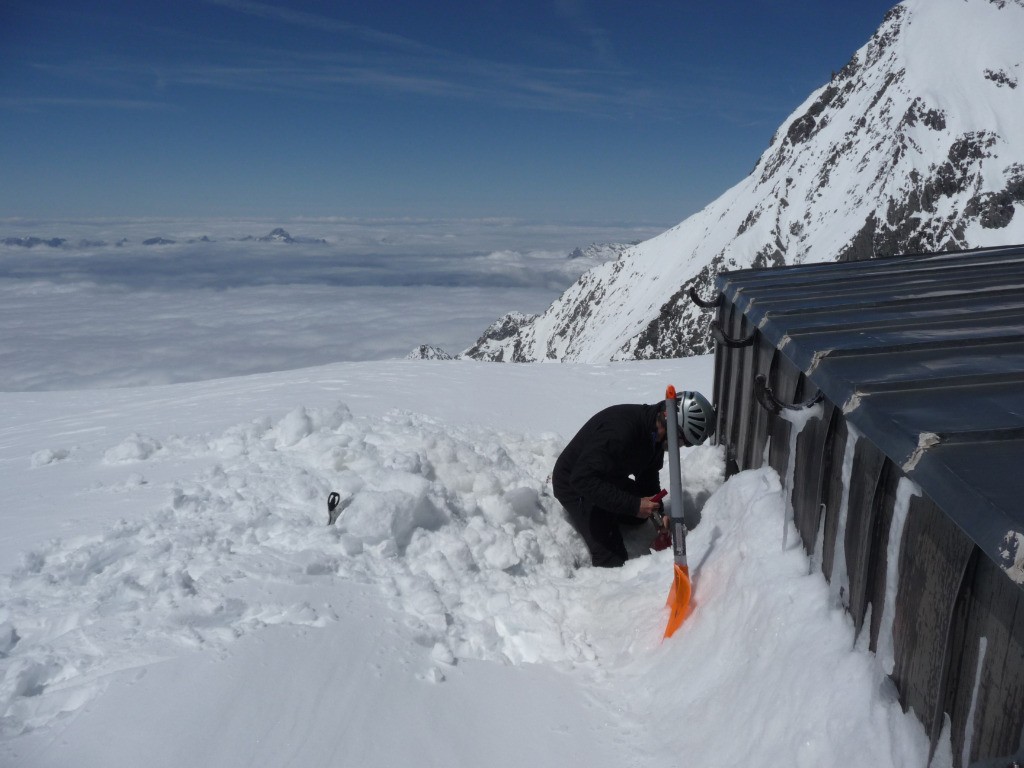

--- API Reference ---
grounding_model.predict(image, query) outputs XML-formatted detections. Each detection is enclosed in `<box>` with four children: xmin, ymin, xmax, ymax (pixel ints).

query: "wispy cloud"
<box><xmin>185</xmin><ymin>0</ymin><xmax>650</xmax><ymax>117</ymax></box>
<box><xmin>5</xmin><ymin>0</ymin><xmax>658</xmax><ymax>119</ymax></box>
<box><xmin>29</xmin><ymin>51</ymin><xmax>648</xmax><ymax>119</ymax></box>
<box><xmin>203</xmin><ymin>0</ymin><xmax>435</xmax><ymax>55</ymax></box>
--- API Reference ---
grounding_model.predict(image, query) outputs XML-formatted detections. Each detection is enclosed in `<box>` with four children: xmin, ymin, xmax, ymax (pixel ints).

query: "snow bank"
<box><xmin>2</xmin><ymin>384</ymin><xmax>936</xmax><ymax>766</ymax></box>
<box><xmin>1</xmin><ymin>400</ymin><xmax>588</xmax><ymax>740</ymax></box>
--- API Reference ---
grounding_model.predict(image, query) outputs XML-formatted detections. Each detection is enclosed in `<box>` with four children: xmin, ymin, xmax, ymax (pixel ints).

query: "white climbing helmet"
<box><xmin>676</xmin><ymin>391</ymin><xmax>716</xmax><ymax>446</ymax></box>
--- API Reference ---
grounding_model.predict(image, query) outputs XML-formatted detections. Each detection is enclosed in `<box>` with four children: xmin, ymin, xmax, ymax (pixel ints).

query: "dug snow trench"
<box><xmin>2</xmin><ymin>399</ymin><xmax>932</xmax><ymax>767</ymax></box>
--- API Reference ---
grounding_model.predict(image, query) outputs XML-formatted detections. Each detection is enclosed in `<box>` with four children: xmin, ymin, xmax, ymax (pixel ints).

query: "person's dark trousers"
<box><xmin>555</xmin><ymin>492</ymin><xmax>628</xmax><ymax>568</ymax></box>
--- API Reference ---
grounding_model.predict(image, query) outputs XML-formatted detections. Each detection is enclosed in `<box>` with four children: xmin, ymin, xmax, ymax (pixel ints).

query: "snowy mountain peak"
<box><xmin>462</xmin><ymin>311</ymin><xmax>539</xmax><ymax>362</ymax></box>
<box><xmin>259</xmin><ymin>228</ymin><xmax>296</xmax><ymax>243</ymax></box>
<box><xmin>465</xmin><ymin>0</ymin><xmax>1024</xmax><ymax>362</ymax></box>
<box><xmin>406</xmin><ymin>344</ymin><xmax>454</xmax><ymax>360</ymax></box>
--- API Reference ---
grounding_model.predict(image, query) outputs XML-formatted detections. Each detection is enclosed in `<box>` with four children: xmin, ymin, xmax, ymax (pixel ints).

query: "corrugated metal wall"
<box><xmin>712</xmin><ymin>282</ymin><xmax>1024</xmax><ymax>767</ymax></box>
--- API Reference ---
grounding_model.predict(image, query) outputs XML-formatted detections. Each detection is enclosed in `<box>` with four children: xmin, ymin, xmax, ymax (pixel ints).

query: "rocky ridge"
<box><xmin>462</xmin><ymin>0</ymin><xmax>1024</xmax><ymax>362</ymax></box>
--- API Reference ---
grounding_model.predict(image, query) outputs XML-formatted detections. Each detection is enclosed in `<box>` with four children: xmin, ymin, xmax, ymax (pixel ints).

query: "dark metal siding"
<box><xmin>711</xmin><ymin>244</ymin><xmax>1024</xmax><ymax>767</ymax></box>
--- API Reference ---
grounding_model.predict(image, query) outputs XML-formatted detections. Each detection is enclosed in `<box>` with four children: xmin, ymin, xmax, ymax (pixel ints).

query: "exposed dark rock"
<box><xmin>751</xmin><ymin>243</ymin><xmax>785</xmax><ymax>270</ymax></box>
<box><xmin>902</xmin><ymin>98</ymin><xmax>947</xmax><ymax>131</ymax></box>
<box><xmin>1007</xmin><ymin>163</ymin><xmax>1024</xmax><ymax>202</ymax></box>
<box><xmin>736</xmin><ymin>208</ymin><xmax>762</xmax><ymax>237</ymax></box>
<box><xmin>483</xmin><ymin>312</ymin><xmax>536</xmax><ymax>342</ymax></box>
<box><xmin>626</xmin><ymin>260</ymin><xmax>724</xmax><ymax>360</ymax></box>
<box><xmin>949</xmin><ymin>132</ymin><xmax>996</xmax><ymax>164</ymax></box>
<box><xmin>838</xmin><ymin>213</ymin><xmax>880</xmax><ymax>262</ymax></box>
<box><xmin>566</xmin><ymin>242</ymin><xmax>634</xmax><ymax>262</ymax></box>
<box><xmin>975</xmin><ymin>191</ymin><xmax>1016</xmax><ymax>229</ymax></box>
<box><xmin>964</xmin><ymin>163</ymin><xmax>1024</xmax><ymax>229</ymax></box>
<box><xmin>786</xmin><ymin>85</ymin><xmax>840</xmax><ymax>146</ymax></box>
<box><xmin>864</xmin><ymin>6</ymin><xmax>906</xmax><ymax>68</ymax></box>
<box><xmin>836</xmin><ymin>53</ymin><xmax>862</xmax><ymax>83</ymax></box>
<box><xmin>984</xmin><ymin>69</ymin><xmax>1018</xmax><ymax>89</ymax></box>
<box><xmin>461</xmin><ymin>311</ymin><xmax>538</xmax><ymax>362</ymax></box>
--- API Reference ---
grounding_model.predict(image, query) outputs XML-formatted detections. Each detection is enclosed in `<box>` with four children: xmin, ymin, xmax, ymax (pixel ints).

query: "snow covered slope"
<box><xmin>0</xmin><ymin>358</ymin><xmax>936</xmax><ymax>767</ymax></box>
<box><xmin>467</xmin><ymin>0</ymin><xmax>1024</xmax><ymax>362</ymax></box>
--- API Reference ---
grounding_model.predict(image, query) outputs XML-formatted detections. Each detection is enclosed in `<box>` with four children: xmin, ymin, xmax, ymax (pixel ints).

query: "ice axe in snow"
<box><xmin>327</xmin><ymin>491</ymin><xmax>350</xmax><ymax>526</ymax></box>
<box><xmin>662</xmin><ymin>385</ymin><xmax>692</xmax><ymax>639</ymax></box>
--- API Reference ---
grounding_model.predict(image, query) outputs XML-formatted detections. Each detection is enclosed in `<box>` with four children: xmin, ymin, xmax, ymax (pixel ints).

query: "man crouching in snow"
<box><xmin>552</xmin><ymin>392</ymin><xmax>715</xmax><ymax>568</ymax></box>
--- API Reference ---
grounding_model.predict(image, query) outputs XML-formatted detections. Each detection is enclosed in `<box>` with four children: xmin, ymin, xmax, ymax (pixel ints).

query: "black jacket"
<box><xmin>552</xmin><ymin>403</ymin><xmax>665</xmax><ymax>518</ymax></box>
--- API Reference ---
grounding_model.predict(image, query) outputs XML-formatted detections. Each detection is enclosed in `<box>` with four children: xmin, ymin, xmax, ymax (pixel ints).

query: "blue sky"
<box><xmin>2</xmin><ymin>1</ymin><xmax>898</xmax><ymax>225</ymax></box>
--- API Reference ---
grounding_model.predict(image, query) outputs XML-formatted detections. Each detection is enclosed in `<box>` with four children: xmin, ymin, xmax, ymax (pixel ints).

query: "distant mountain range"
<box><xmin>461</xmin><ymin>0</ymin><xmax>1024</xmax><ymax>362</ymax></box>
<box><xmin>0</xmin><ymin>228</ymin><xmax>327</xmax><ymax>249</ymax></box>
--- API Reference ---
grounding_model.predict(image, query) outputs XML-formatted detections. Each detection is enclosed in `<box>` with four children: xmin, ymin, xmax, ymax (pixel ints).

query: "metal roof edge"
<box><xmin>713</xmin><ymin>243</ymin><xmax>1024</xmax><ymax>588</ymax></box>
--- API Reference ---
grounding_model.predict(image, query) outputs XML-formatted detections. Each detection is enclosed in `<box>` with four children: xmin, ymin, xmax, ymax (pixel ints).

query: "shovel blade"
<box><xmin>663</xmin><ymin>564</ymin><xmax>692</xmax><ymax>639</ymax></box>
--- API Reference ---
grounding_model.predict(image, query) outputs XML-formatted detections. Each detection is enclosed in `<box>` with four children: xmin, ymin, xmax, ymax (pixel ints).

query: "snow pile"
<box><xmin>1</xmin><ymin>401</ymin><xmax>584</xmax><ymax>741</ymax></box>
<box><xmin>624</xmin><ymin>469</ymin><xmax>931</xmax><ymax>768</ymax></box>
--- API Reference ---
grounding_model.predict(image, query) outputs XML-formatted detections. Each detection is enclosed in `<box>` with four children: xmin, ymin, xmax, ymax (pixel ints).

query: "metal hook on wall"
<box><xmin>710</xmin><ymin>320</ymin><xmax>757</xmax><ymax>349</ymax></box>
<box><xmin>688</xmin><ymin>286</ymin><xmax>724</xmax><ymax>309</ymax></box>
<box><xmin>753</xmin><ymin>374</ymin><xmax>824</xmax><ymax>415</ymax></box>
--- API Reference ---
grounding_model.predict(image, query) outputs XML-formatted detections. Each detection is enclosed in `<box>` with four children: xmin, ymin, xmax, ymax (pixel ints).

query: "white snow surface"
<box><xmin>1</xmin><ymin>353</ymin><xmax>939</xmax><ymax>767</ymax></box>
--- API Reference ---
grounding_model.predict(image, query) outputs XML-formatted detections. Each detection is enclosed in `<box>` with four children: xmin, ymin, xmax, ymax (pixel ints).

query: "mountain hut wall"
<box><xmin>708</xmin><ymin>244</ymin><xmax>1024</xmax><ymax>768</ymax></box>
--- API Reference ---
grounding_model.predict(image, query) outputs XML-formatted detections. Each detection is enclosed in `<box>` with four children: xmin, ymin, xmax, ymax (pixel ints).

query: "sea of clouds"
<box><xmin>0</xmin><ymin>217</ymin><xmax>665</xmax><ymax>390</ymax></box>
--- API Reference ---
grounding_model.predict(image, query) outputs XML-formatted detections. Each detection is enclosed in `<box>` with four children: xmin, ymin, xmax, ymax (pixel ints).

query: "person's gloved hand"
<box><xmin>638</xmin><ymin>494</ymin><xmax>664</xmax><ymax>519</ymax></box>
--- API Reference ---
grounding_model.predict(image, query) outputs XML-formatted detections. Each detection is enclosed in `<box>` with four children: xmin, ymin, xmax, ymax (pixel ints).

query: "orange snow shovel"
<box><xmin>663</xmin><ymin>385</ymin><xmax>692</xmax><ymax>639</ymax></box>
<box><xmin>664</xmin><ymin>563</ymin><xmax>692</xmax><ymax>638</ymax></box>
